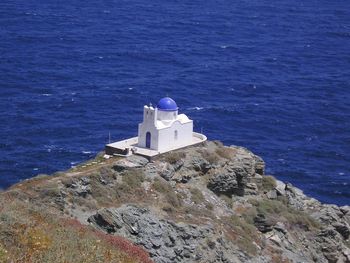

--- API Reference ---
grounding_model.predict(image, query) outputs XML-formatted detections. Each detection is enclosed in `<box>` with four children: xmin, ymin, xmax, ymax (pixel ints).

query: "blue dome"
<box><xmin>157</xmin><ymin>97</ymin><xmax>178</xmax><ymax>111</ymax></box>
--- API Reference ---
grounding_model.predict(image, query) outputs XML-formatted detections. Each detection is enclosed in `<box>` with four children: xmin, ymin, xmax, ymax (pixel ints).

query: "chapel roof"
<box><xmin>157</xmin><ymin>97</ymin><xmax>178</xmax><ymax>111</ymax></box>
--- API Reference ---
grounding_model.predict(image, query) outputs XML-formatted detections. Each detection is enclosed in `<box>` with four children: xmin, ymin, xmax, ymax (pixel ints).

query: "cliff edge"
<box><xmin>0</xmin><ymin>141</ymin><xmax>349</xmax><ymax>263</ymax></box>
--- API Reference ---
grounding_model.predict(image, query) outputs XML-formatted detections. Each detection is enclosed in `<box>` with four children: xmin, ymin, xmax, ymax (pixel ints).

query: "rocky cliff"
<box><xmin>0</xmin><ymin>141</ymin><xmax>349</xmax><ymax>263</ymax></box>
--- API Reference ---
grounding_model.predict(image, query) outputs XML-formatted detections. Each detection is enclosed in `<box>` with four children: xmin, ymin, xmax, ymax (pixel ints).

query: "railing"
<box><xmin>193</xmin><ymin>132</ymin><xmax>207</xmax><ymax>141</ymax></box>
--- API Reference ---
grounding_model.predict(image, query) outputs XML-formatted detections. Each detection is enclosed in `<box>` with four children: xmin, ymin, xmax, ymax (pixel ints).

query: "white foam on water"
<box><xmin>188</xmin><ymin>106</ymin><xmax>204</xmax><ymax>111</ymax></box>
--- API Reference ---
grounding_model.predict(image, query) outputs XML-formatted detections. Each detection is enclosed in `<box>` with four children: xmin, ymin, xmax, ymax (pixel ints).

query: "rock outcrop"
<box><xmin>1</xmin><ymin>140</ymin><xmax>349</xmax><ymax>263</ymax></box>
<box><xmin>88</xmin><ymin>205</ymin><xmax>241</xmax><ymax>263</ymax></box>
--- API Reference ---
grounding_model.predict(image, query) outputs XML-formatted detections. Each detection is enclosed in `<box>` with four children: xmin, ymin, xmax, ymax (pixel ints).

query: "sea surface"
<box><xmin>0</xmin><ymin>0</ymin><xmax>349</xmax><ymax>205</ymax></box>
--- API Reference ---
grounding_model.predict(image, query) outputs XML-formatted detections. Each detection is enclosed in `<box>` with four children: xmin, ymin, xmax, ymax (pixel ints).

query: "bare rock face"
<box><xmin>88</xmin><ymin>205</ymin><xmax>242</xmax><ymax>263</ymax></box>
<box><xmin>207</xmin><ymin>147</ymin><xmax>264</xmax><ymax>197</ymax></box>
<box><xmin>254</xmin><ymin>214</ymin><xmax>274</xmax><ymax>233</ymax></box>
<box><xmin>64</xmin><ymin>176</ymin><xmax>91</xmax><ymax>197</ymax></box>
<box><xmin>113</xmin><ymin>155</ymin><xmax>149</xmax><ymax>172</ymax></box>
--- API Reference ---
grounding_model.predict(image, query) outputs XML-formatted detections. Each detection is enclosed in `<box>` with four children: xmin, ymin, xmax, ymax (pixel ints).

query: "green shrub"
<box><xmin>220</xmin><ymin>195</ymin><xmax>233</xmax><ymax>208</ymax></box>
<box><xmin>190</xmin><ymin>188</ymin><xmax>205</xmax><ymax>204</ymax></box>
<box><xmin>242</xmin><ymin>207</ymin><xmax>258</xmax><ymax>225</ymax></box>
<box><xmin>152</xmin><ymin>178</ymin><xmax>182</xmax><ymax>208</ymax></box>
<box><xmin>205</xmin><ymin>202</ymin><xmax>214</xmax><ymax>210</ymax></box>
<box><xmin>152</xmin><ymin>178</ymin><xmax>171</xmax><ymax>194</ymax></box>
<box><xmin>122</xmin><ymin>169</ymin><xmax>145</xmax><ymax>189</ymax></box>
<box><xmin>0</xmin><ymin>244</ymin><xmax>8</xmax><ymax>263</ymax></box>
<box><xmin>163</xmin><ymin>152</ymin><xmax>186</xmax><ymax>164</ymax></box>
<box><xmin>200</xmin><ymin>150</ymin><xmax>220</xmax><ymax>164</ymax></box>
<box><xmin>261</xmin><ymin>176</ymin><xmax>277</xmax><ymax>191</ymax></box>
<box><xmin>283</xmin><ymin>210</ymin><xmax>321</xmax><ymax>230</ymax></box>
<box><xmin>229</xmin><ymin>215</ymin><xmax>258</xmax><ymax>255</ymax></box>
<box><xmin>345</xmin><ymin>239</ymin><xmax>350</xmax><ymax>249</ymax></box>
<box><xmin>251</xmin><ymin>199</ymin><xmax>320</xmax><ymax>230</ymax></box>
<box><xmin>255</xmin><ymin>199</ymin><xmax>283</xmax><ymax>215</ymax></box>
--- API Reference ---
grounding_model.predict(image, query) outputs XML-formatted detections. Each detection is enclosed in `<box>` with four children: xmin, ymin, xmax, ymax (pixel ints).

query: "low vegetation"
<box><xmin>152</xmin><ymin>178</ymin><xmax>183</xmax><ymax>208</ymax></box>
<box><xmin>121</xmin><ymin>169</ymin><xmax>145</xmax><ymax>189</ymax></box>
<box><xmin>225</xmin><ymin>215</ymin><xmax>259</xmax><ymax>256</ymax></box>
<box><xmin>199</xmin><ymin>150</ymin><xmax>220</xmax><ymax>164</ymax></box>
<box><xmin>215</xmin><ymin>147</ymin><xmax>235</xmax><ymax>159</ymax></box>
<box><xmin>261</xmin><ymin>176</ymin><xmax>277</xmax><ymax>192</ymax></box>
<box><xmin>0</xmin><ymin>196</ymin><xmax>152</xmax><ymax>263</ymax></box>
<box><xmin>162</xmin><ymin>152</ymin><xmax>186</xmax><ymax>164</ymax></box>
<box><xmin>189</xmin><ymin>188</ymin><xmax>205</xmax><ymax>204</ymax></box>
<box><xmin>249</xmin><ymin>199</ymin><xmax>320</xmax><ymax>230</ymax></box>
<box><xmin>220</xmin><ymin>194</ymin><xmax>233</xmax><ymax>208</ymax></box>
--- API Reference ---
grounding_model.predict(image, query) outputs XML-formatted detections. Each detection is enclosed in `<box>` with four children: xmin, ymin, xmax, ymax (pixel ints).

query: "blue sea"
<box><xmin>0</xmin><ymin>0</ymin><xmax>349</xmax><ymax>205</ymax></box>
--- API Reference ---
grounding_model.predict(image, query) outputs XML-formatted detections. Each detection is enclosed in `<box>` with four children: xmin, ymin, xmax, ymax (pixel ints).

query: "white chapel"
<box><xmin>137</xmin><ymin>97</ymin><xmax>193</xmax><ymax>152</ymax></box>
<box><xmin>105</xmin><ymin>97</ymin><xmax>206</xmax><ymax>158</ymax></box>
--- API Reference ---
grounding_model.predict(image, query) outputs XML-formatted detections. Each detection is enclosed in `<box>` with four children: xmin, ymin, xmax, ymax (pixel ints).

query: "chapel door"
<box><xmin>146</xmin><ymin>132</ymin><xmax>151</xmax><ymax>148</ymax></box>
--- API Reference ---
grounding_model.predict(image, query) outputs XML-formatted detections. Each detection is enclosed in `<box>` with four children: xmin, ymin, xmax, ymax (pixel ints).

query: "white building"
<box><xmin>105</xmin><ymin>97</ymin><xmax>206</xmax><ymax>158</ymax></box>
<box><xmin>137</xmin><ymin>97</ymin><xmax>193</xmax><ymax>152</ymax></box>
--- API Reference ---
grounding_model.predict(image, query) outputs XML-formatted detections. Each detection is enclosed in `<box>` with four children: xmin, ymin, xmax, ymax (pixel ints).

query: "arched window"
<box><xmin>174</xmin><ymin>130</ymin><xmax>178</xmax><ymax>140</ymax></box>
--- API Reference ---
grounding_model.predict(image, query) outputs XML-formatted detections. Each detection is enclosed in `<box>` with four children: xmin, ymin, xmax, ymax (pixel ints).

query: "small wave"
<box><xmin>33</xmin><ymin>168</ymin><xmax>39</xmax><ymax>171</ymax></box>
<box><xmin>188</xmin><ymin>106</ymin><xmax>204</xmax><ymax>111</ymax></box>
<box><xmin>219</xmin><ymin>45</ymin><xmax>233</xmax><ymax>49</ymax></box>
<box><xmin>82</xmin><ymin>151</ymin><xmax>92</xmax><ymax>154</ymax></box>
<box><xmin>42</xmin><ymin>93</ymin><xmax>52</xmax><ymax>96</ymax></box>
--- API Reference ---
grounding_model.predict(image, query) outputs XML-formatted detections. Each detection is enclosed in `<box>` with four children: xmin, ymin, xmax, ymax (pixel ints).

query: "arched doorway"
<box><xmin>146</xmin><ymin>132</ymin><xmax>151</xmax><ymax>148</ymax></box>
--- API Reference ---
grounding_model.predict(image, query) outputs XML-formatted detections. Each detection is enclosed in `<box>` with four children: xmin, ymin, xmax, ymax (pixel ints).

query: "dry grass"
<box><xmin>121</xmin><ymin>169</ymin><xmax>145</xmax><ymax>189</ymax></box>
<box><xmin>86</xmin><ymin>169</ymin><xmax>147</xmax><ymax>207</ymax></box>
<box><xmin>162</xmin><ymin>152</ymin><xmax>186</xmax><ymax>164</ymax></box>
<box><xmin>225</xmin><ymin>215</ymin><xmax>259</xmax><ymax>256</ymax></box>
<box><xmin>249</xmin><ymin>199</ymin><xmax>320</xmax><ymax>230</ymax></box>
<box><xmin>215</xmin><ymin>147</ymin><xmax>235</xmax><ymax>159</ymax></box>
<box><xmin>261</xmin><ymin>176</ymin><xmax>277</xmax><ymax>192</ymax></box>
<box><xmin>0</xmin><ymin>244</ymin><xmax>8</xmax><ymax>263</ymax></box>
<box><xmin>220</xmin><ymin>194</ymin><xmax>233</xmax><ymax>208</ymax></box>
<box><xmin>189</xmin><ymin>188</ymin><xmax>205</xmax><ymax>204</ymax></box>
<box><xmin>152</xmin><ymin>178</ymin><xmax>182</xmax><ymax>208</ymax></box>
<box><xmin>0</xmin><ymin>196</ymin><xmax>152</xmax><ymax>263</ymax></box>
<box><xmin>199</xmin><ymin>150</ymin><xmax>220</xmax><ymax>164</ymax></box>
